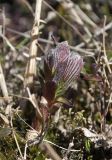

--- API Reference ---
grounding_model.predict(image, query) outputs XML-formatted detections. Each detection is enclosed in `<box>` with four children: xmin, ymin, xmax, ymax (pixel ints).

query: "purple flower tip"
<box><xmin>45</xmin><ymin>41</ymin><xmax>84</xmax><ymax>87</ymax></box>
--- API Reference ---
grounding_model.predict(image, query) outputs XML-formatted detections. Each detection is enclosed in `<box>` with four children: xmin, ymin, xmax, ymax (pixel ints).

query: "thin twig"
<box><xmin>43</xmin><ymin>139</ymin><xmax>80</xmax><ymax>152</ymax></box>
<box><xmin>10</xmin><ymin>114</ymin><xmax>24</xmax><ymax>159</ymax></box>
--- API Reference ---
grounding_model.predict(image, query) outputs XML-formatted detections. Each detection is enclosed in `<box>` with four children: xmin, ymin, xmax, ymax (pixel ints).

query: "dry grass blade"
<box><xmin>24</xmin><ymin>0</ymin><xmax>43</xmax><ymax>86</ymax></box>
<box><xmin>26</xmin><ymin>87</ymin><xmax>42</xmax><ymax>118</ymax></box>
<box><xmin>61</xmin><ymin>0</ymin><xmax>84</xmax><ymax>26</ymax></box>
<box><xmin>43</xmin><ymin>0</ymin><xmax>86</xmax><ymax>43</ymax></box>
<box><xmin>0</xmin><ymin>113</ymin><xmax>9</xmax><ymax>124</ymax></box>
<box><xmin>0</xmin><ymin>63</ymin><xmax>8</xmax><ymax>97</ymax></box>
<box><xmin>75</xmin><ymin>4</ymin><xmax>97</xmax><ymax>28</ymax></box>
<box><xmin>20</xmin><ymin>0</ymin><xmax>34</xmax><ymax>16</ymax></box>
<box><xmin>74</xmin><ymin>21</ymin><xmax>112</xmax><ymax>50</ymax></box>
<box><xmin>0</xmin><ymin>31</ymin><xmax>16</xmax><ymax>52</ymax></box>
<box><xmin>95</xmin><ymin>21</ymin><xmax>112</xmax><ymax>36</ymax></box>
<box><xmin>61</xmin><ymin>0</ymin><xmax>96</xmax><ymax>38</ymax></box>
<box><xmin>62</xmin><ymin>0</ymin><xmax>97</xmax><ymax>27</ymax></box>
<box><xmin>43</xmin><ymin>139</ymin><xmax>80</xmax><ymax>153</ymax></box>
<box><xmin>102</xmin><ymin>16</ymin><xmax>112</xmax><ymax>74</ymax></box>
<box><xmin>2</xmin><ymin>7</ymin><xmax>6</xmax><ymax>53</ymax></box>
<box><xmin>10</xmin><ymin>114</ymin><xmax>24</xmax><ymax>159</ymax></box>
<box><xmin>101</xmin><ymin>16</ymin><xmax>112</xmax><ymax>132</ymax></box>
<box><xmin>39</xmin><ymin>141</ymin><xmax>62</xmax><ymax>160</ymax></box>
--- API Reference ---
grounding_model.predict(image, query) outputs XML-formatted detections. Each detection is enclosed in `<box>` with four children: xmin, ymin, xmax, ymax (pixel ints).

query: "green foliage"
<box><xmin>0</xmin><ymin>135</ymin><xmax>18</xmax><ymax>159</ymax></box>
<box><xmin>85</xmin><ymin>139</ymin><xmax>91</xmax><ymax>152</ymax></box>
<box><xmin>73</xmin><ymin>110</ymin><xmax>86</xmax><ymax>127</ymax></box>
<box><xmin>0</xmin><ymin>127</ymin><xmax>12</xmax><ymax>138</ymax></box>
<box><xmin>54</xmin><ymin>81</ymin><xmax>66</xmax><ymax>99</ymax></box>
<box><xmin>28</xmin><ymin>147</ymin><xmax>46</xmax><ymax>160</ymax></box>
<box><xmin>84</xmin><ymin>139</ymin><xmax>93</xmax><ymax>160</ymax></box>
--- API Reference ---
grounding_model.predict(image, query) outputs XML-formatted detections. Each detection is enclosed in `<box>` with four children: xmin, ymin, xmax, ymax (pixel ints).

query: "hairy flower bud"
<box><xmin>45</xmin><ymin>41</ymin><xmax>84</xmax><ymax>88</ymax></box>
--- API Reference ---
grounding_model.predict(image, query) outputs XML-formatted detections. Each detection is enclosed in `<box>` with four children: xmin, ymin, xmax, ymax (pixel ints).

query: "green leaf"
<box><xmin>56</xmin><ymin>97</ymin><xmax>71</xmax><ymax>106</ymax></box>
<box><xmin>85</xmin><ymin>139</ymin><xmax>91</xmax><ymax>152</ymax></box>
<box><xmin>55</xmin><ymin>81</ymin><xmax>66</xmax><ymax>98</ymax></box>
